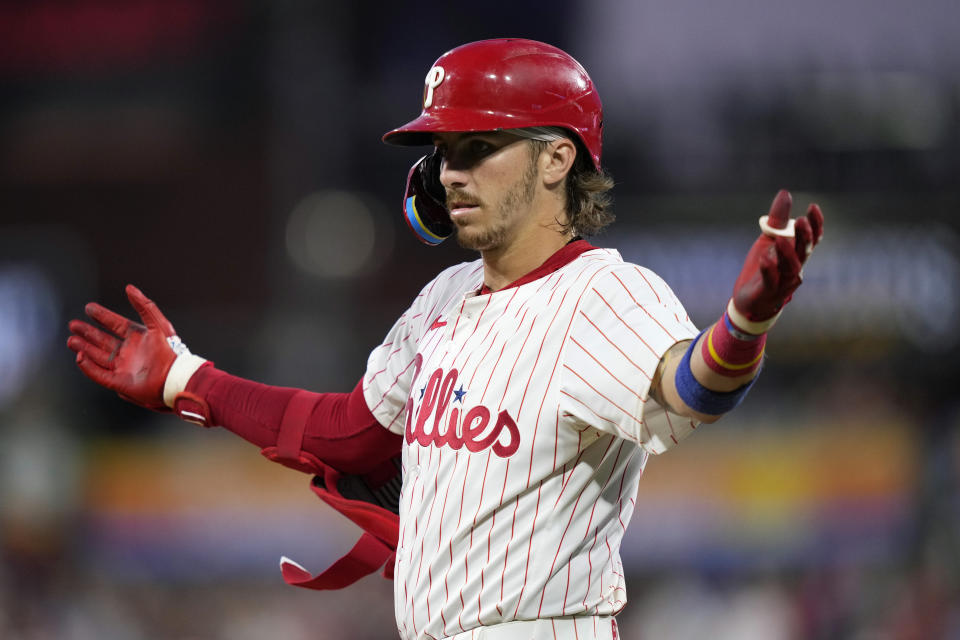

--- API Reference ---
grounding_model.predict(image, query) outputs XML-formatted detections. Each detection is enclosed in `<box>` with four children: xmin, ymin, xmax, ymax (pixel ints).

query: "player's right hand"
<box><xmin>67</xmin><ymin>285</ymin><xmax>180</xmax><ymax>411</ymax></box>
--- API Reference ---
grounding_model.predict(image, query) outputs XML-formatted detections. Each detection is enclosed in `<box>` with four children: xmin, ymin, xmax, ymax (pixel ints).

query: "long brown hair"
<box><xmin>528</xmin><ymin>136</ymin><xmax>615</xmax><ymax>237</ymax></box>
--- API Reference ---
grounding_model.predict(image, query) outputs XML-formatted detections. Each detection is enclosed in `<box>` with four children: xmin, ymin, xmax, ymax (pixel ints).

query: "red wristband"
<box><xmin>700</xmin><ymin>312</ymin><xmax>767</xmax><ymax>377</ymax></box>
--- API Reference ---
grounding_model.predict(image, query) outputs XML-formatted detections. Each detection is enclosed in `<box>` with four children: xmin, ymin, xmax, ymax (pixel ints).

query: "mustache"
<box><xmin>445</xmin><ymin>189</ymin><xmax>483</xmax><ymax>209</ymax></box>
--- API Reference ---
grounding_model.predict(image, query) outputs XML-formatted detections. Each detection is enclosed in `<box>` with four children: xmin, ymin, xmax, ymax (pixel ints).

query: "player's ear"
<box><xmin>541</xmin><ymin>138</ymin><xmax>577</xmax><ymax>187</ymax></box>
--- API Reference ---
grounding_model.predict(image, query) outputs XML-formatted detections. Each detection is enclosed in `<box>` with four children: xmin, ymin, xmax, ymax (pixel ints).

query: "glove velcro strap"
<box><xmin>260</xmin><ymin>446</ymin><xmax>325</xmax><ymax>475</ymax></box>
<box><xmin>279</xmin><ymin>534</ymin><xmax>395</xmax><ymax>591</ymax></box>
<box><xmin>260</xmin><ymin>391</ymin><xmax>323</xmax><ymax>474</ymax></box>
<box><xmin>726</xmin><ymin>298</ymin><xmax>781</xmax><ymax>335</ymax></box>
<box><xmin>173</xmin><ymin>392</ymin><xmax>212</xmax><ymax>427</ymax></box>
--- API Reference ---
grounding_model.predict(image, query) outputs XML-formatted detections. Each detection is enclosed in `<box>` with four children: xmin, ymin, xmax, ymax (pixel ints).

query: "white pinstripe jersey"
<box><xmin>363</xmin><ymin>247</ymin><xmax>699</xmax><ymax>640</ymax></box>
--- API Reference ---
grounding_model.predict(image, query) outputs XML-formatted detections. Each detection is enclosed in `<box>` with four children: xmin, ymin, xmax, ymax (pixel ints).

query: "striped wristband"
<box><xmin>700</xmin><ymin>310</ymin><xmax>767</xmax><ymax>377</ymax></box>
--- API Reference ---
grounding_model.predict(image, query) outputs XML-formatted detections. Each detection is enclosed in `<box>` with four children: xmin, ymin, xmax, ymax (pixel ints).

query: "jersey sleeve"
<box><xmin>363</xmin><ymin>300</ymin><xmax>426</xmax><ymax>435</ymax></box>
<box><xmin>362</xmin><ymin>262</ymin><xmax>481</xmax><ymax>435</ymax></box>
<box><xmin>559</xmin><ymin>265</ymin><xmax>700</xmax><ymax>454</ymax></box>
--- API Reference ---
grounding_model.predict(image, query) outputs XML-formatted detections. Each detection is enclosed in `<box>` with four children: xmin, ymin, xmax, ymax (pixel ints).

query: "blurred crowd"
<box><xmin>2</xmin><ymin>1</ymin><xmax>960</xmax><ymax>638</ymax></box>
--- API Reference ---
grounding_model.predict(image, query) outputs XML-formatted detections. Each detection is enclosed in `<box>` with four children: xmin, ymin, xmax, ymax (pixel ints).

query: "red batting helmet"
<box><xmin>383</xmin><ymin>38</ymin><xmax>604</xmax><ymax>171</ymax></box>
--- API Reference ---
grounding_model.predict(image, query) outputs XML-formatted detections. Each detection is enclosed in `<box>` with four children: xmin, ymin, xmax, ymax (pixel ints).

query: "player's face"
<box><xmin>432</xmin><ymin>132</ymin><xmax>540</xmax><ymax>252</ymax></box>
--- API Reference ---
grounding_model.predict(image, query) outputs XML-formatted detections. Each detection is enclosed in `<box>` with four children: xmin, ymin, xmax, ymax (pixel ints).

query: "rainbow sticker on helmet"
<box><xmin>405</xmin><ymin>195</ymin><xmax>447</xmax><ymax>245</ymax></box>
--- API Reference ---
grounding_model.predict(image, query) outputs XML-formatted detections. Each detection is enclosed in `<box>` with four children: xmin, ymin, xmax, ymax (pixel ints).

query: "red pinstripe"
<box><xmin>470</xmin><ymin>306</ymin><xmax>526</xmax><ymax>387</ymax></box>
<box><xmin>434</xmin><ymin>450</ymin><xmax>461</xmax><ymax>631</ymax></box>
<box><xmin>366</xmin><ymin>317</ymin><xmax>411</xmax><ymax>383</ymax></box>
<box><xmin>501</xmin><ymin>270</ymin><xmax>600</xmax><ymax>615</ymax></box>
<box><xmin>662</xmin><ymin>407</ymin><xmax>678</xmax><ymax>444</ymax></box>
<box><xmin>452</xmin><ymin>454</ymin><xmax>473</xmax><ymax>634</ymax></box>
<box><xmin>553</xmin><ymin>406</ymin><xmax>561</xmax><ymax>471</ymax></box>
<box><xmin>614</xmin><ymin>453</ymin><xmax>633</xmax><ymax>532</ymax></box>
<box><xmin>497</xmin><ymin>313</ymin><xmax>537</xmax><ymax>407</ymax></box>
<box><xmin>370</xmin><ymin>353</ymin><xmax>420</xmax><ymax>413</ymax></box>
<box><xmin>487</xmin><ymin>271</ymin><xmax>599</xmax><ymax>613</ymax></box>
<box><xmin>488</xmin><ymin>457</ymin><xmax>513</xmax><ymax>560</ymax></box>
<box><xmin>513</xmin><ymin>416</ymin><xmax>581</xmax><ymax>612</ymax></box>
<box><xmin>632</xmin><ymin>267</ymin><xmax>661</xmax><ymax>303</ymax></box>
<box><xmin>462</xmin><ymin>328</ymin><xmax>501</xmax><ymax>387</ymax></box>
<box><xmin>553</xmin><ymin>433</ymin><xmax>588</xmax><ymax>510</ymax></box>
<box><xmin>603</xmin><ymin>537</ymin><xmax>626</xmax><ymax>614</ymax></box>
<box><xmin>498</xmin><ymin>493</ymin><xmax>521</xmax><ymax>603</ymax></box>
<box><xmin>524</xmin><ymin>263</ymin><xmax>608</xmax><ymax>487</ymax></box>
<box><xmin>479</xmin><ymin>320</ymin><xmax>527</xmax><ymax>399</ymax></box>
<box><xmin>535</xmin><ymin>272</ymin><xmax>556</xmax><ymax>295</ymax></box>
<box><xmin>449</xmin><ymin>290</ymin><xmax>514</xmax><ymax>381</ymax></box>
<box><xmin>612</xmin><ymin>271</ymin><xmax>679</xmax><ymax>342</ymax></box>
<box><xmin>546</xmin><ymin>277</ymin><xmax>564</xmax><ymax>306</ymax></box>
<box><xmin>515</xmin><ymin>305</ymin><xmax>529</xmax><ymax>327</ymax></box>
<box><xmin>575</xmin><ymin>440</ymin><xmax>627</xmax><ymax>610</ymax></box>
<box><xmin>474</xmin><ymin>290</ymin><xmax>535</xmax><ymax>619</ymax></box>
<box><xmin>582</xmin><ymin>536</ymin><xmax>594</xmax><ymax>610</ymax></box>
<box><xmin>384</xmin><ymin>327</ymin><xmax>448</xmax><ymax>429</ymax></box>
<box><xmin>577</xmin><ymin>311</ymin><xmax>652</xmax><ymax>380</ymax></box>
<box><xmin>386</xmin><ymin>404</ymin><xmax>406</xmax><ymax>433</ymax></box>
<box><xmin>406</xmin><ymin>489</ymin><xmax>421</xmax><ymax>635</ymax></box>
<box><xmin>515</xmin><ymin>306</ymin><xmax>559</xmax><ymax>417</ymax></box>
<box><xmin>456</xmin><ymin>451</ymin><xmax>492</xmax><ymax>632</ymax></box>
<box><xmin>450</xmin><ymin>298</ymin><xmax>468</xmax><ymax>340</ymax></box>
<box><xmin>563</xmin><ymin>363</ymin><xmax>647</xmax><ymax>425</ymax></box>
<box><xmin>560</xmin><ymin>386</ymin><xmax>642</xmax><ymax>443</ymax></box>
<box><xmin>414</xmin><ymin>469</ymin><xmax>441</xmax><ymax>622</ymax></box>
<box><xmin>409</xmin><ymin>446</ymin><xmax>435</xmax><ymax>628</ymax></box>
<box><xmin>569</xmin><ymin>336</ymin><xmax>645</xmax><ymax>402</ymax></box>
<box><xmin>420</xmin><ymin>300</ymin><xmax>443</xmax><ymax>332</ymax></box>
<box><xmin>477</xmin><ymin>458</ymin><xmax>510</xmax><ymax>623</ymax></box>
<box><xmin>512</xmin><ymin>481</ymin><xmax>545</xmax><ymax>617</ymax></box>
<box><xmin>436</xmin><ymin>453</ymin><xmax>459</xmax><ymax>557</ymax></box>
<box><xmin>473</xmin><ymin>289</ymin><xmax>519</xmax><ymax>353</ymax></box>
<box><xmin>593</xmin><ymin>290</ymin><xmax>663</xmax><ymax>358</ymax></box>
<box><xmin>537</xmin><ymin>465</ymin><xmax>592</xmax><ymax>616</ymax></box>
<box><xmin>461</xmin><ymin>294</ymin><xmax>493</xmax><ymax>345</ymax></box>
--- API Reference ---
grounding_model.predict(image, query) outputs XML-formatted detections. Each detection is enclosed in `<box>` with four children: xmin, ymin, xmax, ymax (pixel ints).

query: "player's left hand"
<box><xmin>730</xmin><ymin>189</ymin><xmax>824</xmax><ymax>331</ymax></box>
<box><xmin>67</xmin><ymin>285</ymin><xmax>180</xmax><ymax>411</ymax></box>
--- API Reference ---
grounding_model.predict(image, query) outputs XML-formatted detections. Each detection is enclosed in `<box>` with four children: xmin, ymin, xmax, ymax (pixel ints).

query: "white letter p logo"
<box><xmin>423</xmin><ymin>66</ymin><xmax>445</xmax><ymax>109</ymax></box>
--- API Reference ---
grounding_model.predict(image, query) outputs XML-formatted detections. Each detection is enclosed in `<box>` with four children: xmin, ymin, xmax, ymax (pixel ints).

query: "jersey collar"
<box><xmin>478</xmin><ymin>239</ymin><xmax>597</xmax><ymax>295</ymax></box>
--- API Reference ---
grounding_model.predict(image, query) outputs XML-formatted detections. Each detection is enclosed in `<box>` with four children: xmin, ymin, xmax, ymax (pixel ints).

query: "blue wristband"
<box><xmin>673</xmin><ymin>331</ymin><xmax>758</xmax><ymax>415</ymax></box>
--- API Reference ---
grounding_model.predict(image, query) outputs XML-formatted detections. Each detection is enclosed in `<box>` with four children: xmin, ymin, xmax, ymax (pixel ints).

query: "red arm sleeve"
<box><xmin>184</xmin><ymin>364</ymin><xmax>402</xmax><ymax>475</ymax></box>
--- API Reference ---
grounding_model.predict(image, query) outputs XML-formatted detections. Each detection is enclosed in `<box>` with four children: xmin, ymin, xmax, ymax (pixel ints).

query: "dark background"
<box><xmin>2</xmin><ymin>1</ymin><xmax>958</xmax><ymax>638</ymax></box>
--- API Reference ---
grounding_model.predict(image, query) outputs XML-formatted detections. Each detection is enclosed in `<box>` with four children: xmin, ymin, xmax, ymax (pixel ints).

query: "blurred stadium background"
<box><xmin>2</xmin><ymin>1</ymin><xmax>959</xmax><ymax>638</ymax></box>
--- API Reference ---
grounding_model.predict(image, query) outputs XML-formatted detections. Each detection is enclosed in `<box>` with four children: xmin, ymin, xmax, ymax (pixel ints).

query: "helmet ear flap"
<box><xmin>403</xmin><ymin>153</ymin><xmax>453</xmax><ymax>245</ymax></box>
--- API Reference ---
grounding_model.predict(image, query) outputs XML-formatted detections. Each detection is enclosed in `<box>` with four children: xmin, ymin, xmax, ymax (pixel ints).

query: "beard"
<box><xmin>452</xmin><ymin>159</ymin><xmax>539</xmax><ymax>251</ymax></box>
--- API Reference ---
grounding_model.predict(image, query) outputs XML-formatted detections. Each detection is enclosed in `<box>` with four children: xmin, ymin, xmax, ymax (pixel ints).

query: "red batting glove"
<box><xmin>67</xmin><ymin>284</ymin><xmax>179</xmax><ymax>411</ymax></box>
<box><xmin>729</xmin><ymin>190</ymin><xmax>824</xmax><ymax>333</ymax></box>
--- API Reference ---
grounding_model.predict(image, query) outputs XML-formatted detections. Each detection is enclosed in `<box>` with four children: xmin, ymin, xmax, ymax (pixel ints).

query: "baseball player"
<box><xmin>67</xmin><ymin>39</ymin><xmax>824</xmax><ymax>640</ymax></box>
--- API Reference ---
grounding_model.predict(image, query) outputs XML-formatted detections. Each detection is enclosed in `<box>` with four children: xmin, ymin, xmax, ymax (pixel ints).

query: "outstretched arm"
<box><xmin>67</xmin><ymin>285</ymin><xmax>400</xmax><ymax>474</ymax></box>
<box><xmin>649</xmin><ymin>189</ymin><xmax>824</xmax><ymax>422</ymax></box>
